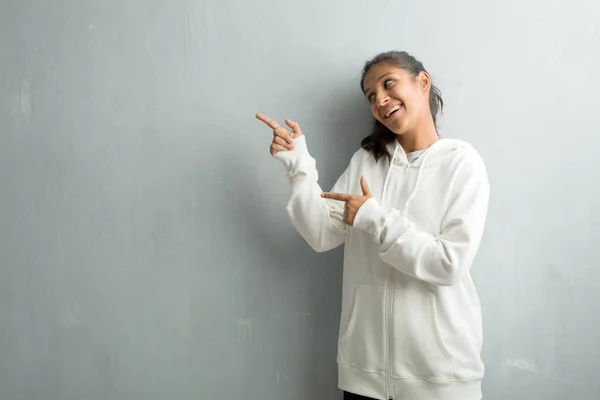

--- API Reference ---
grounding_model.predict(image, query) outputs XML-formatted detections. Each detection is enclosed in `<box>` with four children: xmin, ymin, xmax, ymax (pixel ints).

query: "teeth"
<box><xmin>385</xmin><ymin>105</ymin><xmax>401</xmax><ymax>118</ymax></box>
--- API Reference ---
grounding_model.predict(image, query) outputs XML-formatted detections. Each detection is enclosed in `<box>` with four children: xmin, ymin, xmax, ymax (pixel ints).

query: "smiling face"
<box><xmin>362</xmin><ymin>62</ymin><xmax>432</xmax><ymax>136</ymax></box>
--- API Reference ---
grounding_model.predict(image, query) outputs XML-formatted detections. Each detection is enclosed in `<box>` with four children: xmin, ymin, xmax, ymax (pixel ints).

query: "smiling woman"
<box><xmin>256</xmin><ymin>50</ymin><xmax>490</xmax><ymax>400</ymax></box>
<box><xmin>360</xmin><ymin>51</ymin><xmax>445</xmax><ymax>161</ymax></box>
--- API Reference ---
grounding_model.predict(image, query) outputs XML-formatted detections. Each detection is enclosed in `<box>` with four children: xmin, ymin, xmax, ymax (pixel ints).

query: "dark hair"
<box><xmin>360</xmin><ymin>51</ymin><xmax>444</xmax><ymax>162</ymax></box>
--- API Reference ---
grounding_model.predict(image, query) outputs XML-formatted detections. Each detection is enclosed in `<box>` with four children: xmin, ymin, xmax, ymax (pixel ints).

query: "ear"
<box><xmin>416</xmin><ymin>71</ymin><xmax>431</xmax><ymax>93</ymax></box>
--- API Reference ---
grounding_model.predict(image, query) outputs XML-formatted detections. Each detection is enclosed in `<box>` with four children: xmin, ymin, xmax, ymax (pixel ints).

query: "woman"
<box><xmin>256</xmin><ymin>51</ymin><xmax>490</xmax><ymax>400</ymax></box>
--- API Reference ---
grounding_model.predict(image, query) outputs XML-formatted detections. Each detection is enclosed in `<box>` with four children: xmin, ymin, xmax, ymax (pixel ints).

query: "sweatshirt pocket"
<box><xmin>392</xmin><ymin>291</ymin><xmax>457</xmax><ymax>380</ymax></box>
<box><xmin>337</xmin><ymin>285</ymin><xmax>386</xmax><ymax>373</ymax></box>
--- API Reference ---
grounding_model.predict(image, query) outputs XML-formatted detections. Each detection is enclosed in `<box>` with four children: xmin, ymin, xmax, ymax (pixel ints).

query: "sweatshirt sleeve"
<box><xmin>353</xmin><ymin>153</ymin><xmax>490</xmax><ymax>286</ymax></box>
<box><xmin>273</xmin><ymin>135</ymin><xmax>348</xmax><ymax>252</ymax></box>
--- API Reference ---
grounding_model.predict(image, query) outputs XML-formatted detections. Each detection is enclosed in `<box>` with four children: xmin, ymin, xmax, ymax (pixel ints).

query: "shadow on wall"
<box><xmin>303</xmin><ymin>79</ymin><xmax>373</xmax><ymax>185</ymax></box>
<box><xmin>206</xmin><ymin>156</ymin><xmax>339</xmax><ymax>399</ymax></box>
<box><xmin>196</xmin><ymin>79</ymin><xmax>371</xmax><ymax>398</ymax></box>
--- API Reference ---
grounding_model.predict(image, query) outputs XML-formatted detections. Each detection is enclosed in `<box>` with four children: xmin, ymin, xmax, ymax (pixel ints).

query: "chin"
<box><xmin>387</xmin><ymin>123</ymin><xmax>408</xmax><ymax>136</ymax></box>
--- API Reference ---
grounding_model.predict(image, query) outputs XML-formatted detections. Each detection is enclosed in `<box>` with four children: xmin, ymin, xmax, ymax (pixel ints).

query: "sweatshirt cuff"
<box><xmin>272</xmin><ymin>135</ymin><xmax>316</xmax><ymax>175</ymax></box>
<box><xmin>353</xmin><ymin>198</ymin><xmax>388</xmax><ymax>240</ymax></box>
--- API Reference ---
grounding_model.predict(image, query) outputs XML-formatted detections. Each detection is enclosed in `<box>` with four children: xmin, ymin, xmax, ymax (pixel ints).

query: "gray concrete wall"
<box><xmin>1</xmin><ymin>0</ymin><xmax>599</xmax><ymax>398</ymax></box>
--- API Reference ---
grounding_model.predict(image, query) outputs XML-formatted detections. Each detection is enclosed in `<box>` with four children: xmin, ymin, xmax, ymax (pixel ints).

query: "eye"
<box><xmin>368</xmin><ymin>93</ymin><xmax>376</xmax><ymax>103</ymax></box>
<box><xmin>384</xmin><ymin>79</ymin><xmax>394</xmax><ymax>88</ymax></box>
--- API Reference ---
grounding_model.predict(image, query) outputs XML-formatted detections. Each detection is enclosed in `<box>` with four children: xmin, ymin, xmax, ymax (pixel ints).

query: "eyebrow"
<box><xmin>364</xmin><ymin>72</ymin><xmax>395</xmax><ymax>96</ymax></box>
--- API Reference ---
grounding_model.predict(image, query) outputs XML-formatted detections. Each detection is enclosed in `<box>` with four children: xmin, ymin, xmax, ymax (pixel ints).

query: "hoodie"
<box><xmin>274</xmin><ymin>134</ymin><xmax>490</xmax><ymax>400</ymax></box>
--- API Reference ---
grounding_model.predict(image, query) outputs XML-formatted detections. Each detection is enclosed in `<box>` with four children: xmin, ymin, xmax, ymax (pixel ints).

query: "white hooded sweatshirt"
<box><xmin>274</xmin><ymin>134</ymin><xmax>490</xmax><ymax>400</ymax></box>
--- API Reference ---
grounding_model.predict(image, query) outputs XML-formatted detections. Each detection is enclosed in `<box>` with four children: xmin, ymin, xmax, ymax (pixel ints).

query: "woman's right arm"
<box><xmin>256</xmin><ymin>113</ymin><xmax>348</xmax><ymax>252</ymax></box>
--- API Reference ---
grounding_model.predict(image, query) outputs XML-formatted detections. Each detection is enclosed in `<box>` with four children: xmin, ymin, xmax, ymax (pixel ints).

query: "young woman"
<box><xmin>256</xmin><ymin>51</ymin><xmax>490</xmax><ymax>400</ymax></box>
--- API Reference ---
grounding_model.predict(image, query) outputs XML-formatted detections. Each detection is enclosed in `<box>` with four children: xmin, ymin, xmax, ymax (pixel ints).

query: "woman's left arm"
<box><xmin>353</xmin><ymin>154</ymin><xmax>490</xmax><ymax>286</ymax></box>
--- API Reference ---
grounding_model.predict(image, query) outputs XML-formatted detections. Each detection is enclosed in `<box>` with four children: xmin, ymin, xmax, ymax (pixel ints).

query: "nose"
<box><xmin>376</xmin><ymin>92</ymin><xmax>390</xmax><ymax>108</ymax></box>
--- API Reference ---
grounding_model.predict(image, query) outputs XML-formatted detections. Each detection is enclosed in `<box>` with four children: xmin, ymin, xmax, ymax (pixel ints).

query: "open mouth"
<box><xmin>384</xmin><ymin>104</ymin><xmax>403</xmax><ymax>119</ymax></box>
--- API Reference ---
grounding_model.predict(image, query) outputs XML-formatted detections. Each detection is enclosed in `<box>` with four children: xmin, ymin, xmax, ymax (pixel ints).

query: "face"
<box><xmin>362</xmin><ymin>62</ymin><xmax>431</xmax><ymax>135</ymax></box>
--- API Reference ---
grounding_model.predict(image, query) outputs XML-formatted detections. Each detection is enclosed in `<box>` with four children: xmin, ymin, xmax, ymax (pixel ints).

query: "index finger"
<box><xmin>255</xmin><ymin>112</ymin><xmax>281</xmax><ymax>130</ymax></box>
<box><xmin>321</xmin><ymin>192</ymin><xmax>351</xmax><ymax>202</ymax></box>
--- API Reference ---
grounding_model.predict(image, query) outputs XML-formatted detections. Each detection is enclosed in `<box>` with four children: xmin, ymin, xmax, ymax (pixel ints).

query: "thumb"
<box><xmin>360</xmin><ymin>176</ymin><xmax>371</xmax><ymax>197</ymax></box>
<box><xmin>285</xmin><ymin>119</ymin><xmax>303</xmax><ymax>138</ymax></box>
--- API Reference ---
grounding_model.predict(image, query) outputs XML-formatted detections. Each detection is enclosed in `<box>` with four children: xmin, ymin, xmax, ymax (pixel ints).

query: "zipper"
<box><xmin>385</xmin><ymin>267</ymin><xmax>394</xmax><ymax>399</ymax></box>
<box><xmin>386</xmin><ymin>162</ymin><xmax>411</xmax><ymax>399</ymax></box>
<box><xmin>383</xmin><ymin>149</ymin><xmax>407</xmax><ymax>400</ymax></box>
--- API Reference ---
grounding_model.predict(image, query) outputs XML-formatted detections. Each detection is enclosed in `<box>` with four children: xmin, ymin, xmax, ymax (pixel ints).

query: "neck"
<box><xmin>397</xmin><ymin>117</ymin><xmax>439</xmax><ymax>153</ymax></box>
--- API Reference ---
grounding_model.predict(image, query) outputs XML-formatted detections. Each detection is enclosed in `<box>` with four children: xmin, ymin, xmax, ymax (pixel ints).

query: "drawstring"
<box><xmin>401</xmin><ymin>144</ymin><xmax>437</xmax><ymax>214</ymax></box>
<box><xmin>380</xmin><ymin>141</ymin><xmax>399</xmax><ymax>204</ymax></box>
